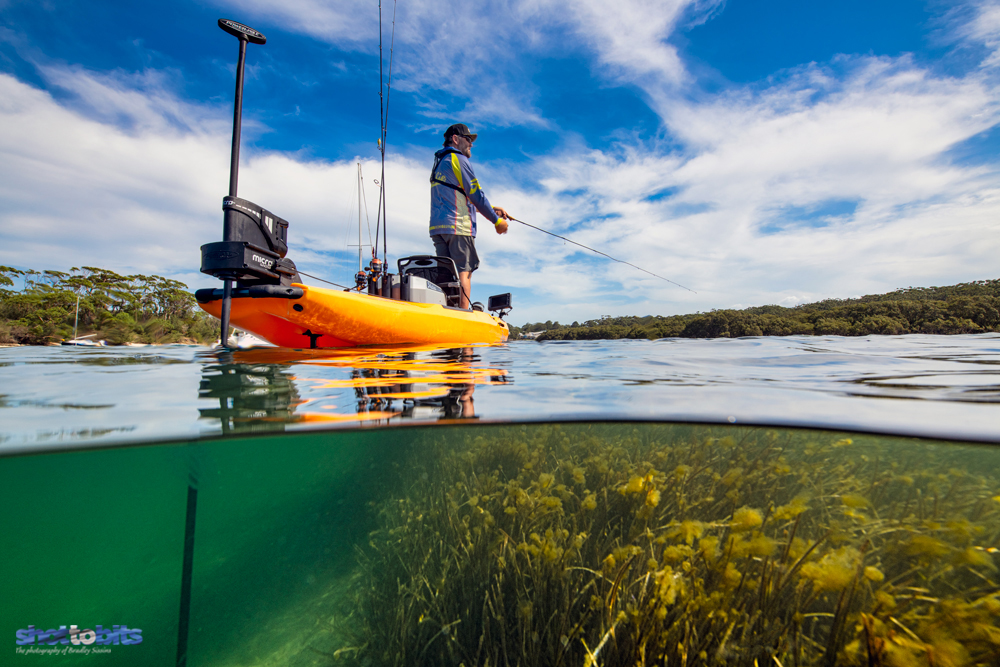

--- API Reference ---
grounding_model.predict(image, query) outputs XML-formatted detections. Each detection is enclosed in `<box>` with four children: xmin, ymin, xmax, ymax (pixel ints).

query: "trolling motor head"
<box><xmin>201</xmin><ymin>196</ymin><xmax>298</xmax><ymax>287</ymax></box>
<box><xmin>218</xmin><ymin>18</ymin><xmax>266</xmax><ymax>45</ymax></box>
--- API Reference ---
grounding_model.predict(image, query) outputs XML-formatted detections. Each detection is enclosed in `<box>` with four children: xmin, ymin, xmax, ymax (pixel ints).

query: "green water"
<box><xmin>4</xmin><ymin>423</ymin><xmax>1000</xmax><ymax>666</ymax></box>
<box><xmin>2</xmin><ymin>428</ymin><xmax>403</xmax><ymax>666</ymax></box>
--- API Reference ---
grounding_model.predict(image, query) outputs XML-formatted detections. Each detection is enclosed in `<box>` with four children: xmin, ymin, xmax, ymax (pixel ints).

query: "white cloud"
<box><xmin>37</xmin><ymin>64</ymin><xmax>230</xmax><ymax>135</ymax></box>
<box><xmin>559</xmin><ymin>0</ymin><xmax>723</xmax><ymax>87</ymax></box>
<box><xmin>5</xmin><ymin>2</ymin><xmax>1000</xmax><ymax>326</ymax></box>
<box><xmin>668</xmin><ymin>56</ymin><xmax>1000</xmax><ymax>214</ymax></box>
<box><xmin>209</xmin><ymin>0</ymin><xmax>719</xmax><ymax>129</ymax></box>
<box><xmin>0</xmin><ymin>72</ymin><xmax>222</xmax><ymax>273</ymax></box>
<box><xmin>951</xmin><ymin>0</ymin><xmax>1000</xmax><ymax>68</ymax></box>
<box><xmin>210</xmin><ymin>0</ymin><xmax>554</xmax><ymax>128</ymax></box>
<box><xmin>210</xmin><ymin>0</ymin><xmax>378</xmax><ymax>47</ymax></box>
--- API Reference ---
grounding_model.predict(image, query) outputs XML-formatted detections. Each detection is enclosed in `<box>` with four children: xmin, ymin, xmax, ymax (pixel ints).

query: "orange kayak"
<box><xmin>198</xmin><ymin>283</ymin><xmax>509</xmax><ymax>348</ymax></box>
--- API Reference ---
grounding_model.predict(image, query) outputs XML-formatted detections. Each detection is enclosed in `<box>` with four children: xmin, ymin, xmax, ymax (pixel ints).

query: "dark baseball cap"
<box><xmin>444</xmin><ymin>123</ymin><xmax>477</xmax><ymax>141</ymax></box>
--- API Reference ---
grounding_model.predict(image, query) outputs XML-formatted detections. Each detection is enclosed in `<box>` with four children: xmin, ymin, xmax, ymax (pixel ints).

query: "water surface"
<box><xmin>4</xmin><ymin>336</ymin><xmax>1000</xmax><ymax>665</ymax></box>
<box><xmin>1</xmin><ymin>334</ymin><xmax>999</xmax><ymax>452</ymax></box>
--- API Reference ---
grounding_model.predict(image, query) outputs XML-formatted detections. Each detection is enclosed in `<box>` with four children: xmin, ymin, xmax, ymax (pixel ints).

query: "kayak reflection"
<box><xmin>198</xmin><ymin>343</ymin><xmax>510</xmax><ymax>433</ymax></box>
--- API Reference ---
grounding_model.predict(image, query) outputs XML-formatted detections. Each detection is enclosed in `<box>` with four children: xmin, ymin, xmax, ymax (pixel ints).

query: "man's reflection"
<box><xmin>451</xmin><ymin>347</ymin><xmax>477</xmax><ymax>420</ymax></box>
<box><xmin>411</xmin><ymin>347</ymin><xmax>479</xmax><ymax>420</ymax></box>
<box><xmin>351</xmin><ymin>366</ymin><xmax>408</xmax><ymax>415</ymax></box>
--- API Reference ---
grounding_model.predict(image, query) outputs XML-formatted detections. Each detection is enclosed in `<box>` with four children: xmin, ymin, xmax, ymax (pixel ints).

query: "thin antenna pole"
<box><xmin>381</xmin><ymin>0</ymin><xmax>397</xmax><ymax>266</ymax></box>
<box><xmin>374</xmin><ymin>0</ymin><xmax>384</xmax><ymax>260</ymax></box>
<box><xmin>357</xmin><ymin>162</ymin><xmax>363</xmax><ymax>272</ymax></box>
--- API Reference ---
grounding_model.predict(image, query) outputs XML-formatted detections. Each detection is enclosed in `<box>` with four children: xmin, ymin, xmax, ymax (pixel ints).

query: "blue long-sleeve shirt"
<box><xmin>429</xmin><ymin>146</ymin><xmax>499</xmax><ymax>237</ymax></box>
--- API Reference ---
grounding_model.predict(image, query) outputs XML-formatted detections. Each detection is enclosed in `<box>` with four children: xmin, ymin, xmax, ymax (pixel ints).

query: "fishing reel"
<box><xmin>367</xmin><ymin>257</ymin><xmax>395</xmax><ymax>297</ymax></box>
<box><xmin>355</xmin><ymin>269</ymin><xmax>368</xmax><ymax>290</ymax></box>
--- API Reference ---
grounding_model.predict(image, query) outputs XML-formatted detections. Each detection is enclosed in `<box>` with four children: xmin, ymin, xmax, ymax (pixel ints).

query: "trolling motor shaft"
<box><xmin>223</xmin><ymin>20</ymin><xmax>263</xmax><ymax>195</ymax></box>
<box><xmin>200</xmin><ymin>19</ymin><xmax>300</xmax><ymax>348</ymax></box>
<box><xmin>222</xmin><ymin>20</ymin><xmax>263</xmax><ymax>347</ymax></box>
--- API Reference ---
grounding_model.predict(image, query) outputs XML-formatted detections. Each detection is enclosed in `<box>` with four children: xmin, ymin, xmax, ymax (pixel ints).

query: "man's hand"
<box><xmin>493</xmin><ymin>206</ymin><xmax>510</xmax><ymax>234</ymax></box>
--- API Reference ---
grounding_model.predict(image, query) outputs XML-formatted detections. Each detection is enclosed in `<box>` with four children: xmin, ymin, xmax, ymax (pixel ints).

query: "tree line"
<box><xmin>512</xmin><ymin>279</ymin><xmax>1000</xmax><ymax>341</ymax></box>
<box><xmin>0</xmin><ymin>266</ymin><xmax>219</xmax><ymax>345</ymax></box>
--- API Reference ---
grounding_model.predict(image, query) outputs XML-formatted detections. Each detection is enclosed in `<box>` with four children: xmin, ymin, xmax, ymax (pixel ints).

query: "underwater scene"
<box><xmin>4</xmin><ymin>423</ymin><xmax>1000</xmax><ymax>666</ymax></box>
<box><xmin>2</xmin><ymin>336</ymin><xmax>1000</xmax><ymax>665</ymax></box>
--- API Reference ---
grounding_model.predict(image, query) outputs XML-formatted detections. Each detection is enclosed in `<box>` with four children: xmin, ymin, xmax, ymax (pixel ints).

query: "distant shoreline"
<box><xmin>514</xmin><ymin>279</ymin><xmax>1000</xmax><ymax>341</ymax></box>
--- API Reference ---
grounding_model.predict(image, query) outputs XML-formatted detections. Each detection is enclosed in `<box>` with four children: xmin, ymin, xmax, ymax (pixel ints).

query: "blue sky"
<box><xmin>2</xmin><ymin>0</ymin><xmax>1000</xmax><ymax>326</ymax></box>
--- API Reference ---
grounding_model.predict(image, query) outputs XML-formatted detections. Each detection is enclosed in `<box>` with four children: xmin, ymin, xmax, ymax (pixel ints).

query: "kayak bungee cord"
<box><xmin>504</xmin><ymin>215</ymin><xmax>697</xmax><ymax>293</ymax></box>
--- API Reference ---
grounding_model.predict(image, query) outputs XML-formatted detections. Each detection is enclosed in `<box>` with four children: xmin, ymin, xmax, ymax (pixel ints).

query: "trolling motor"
<box><xmin>200</xmin><ymin>19</ymin><xmax>299</xmax><ymax>348</ymax></box>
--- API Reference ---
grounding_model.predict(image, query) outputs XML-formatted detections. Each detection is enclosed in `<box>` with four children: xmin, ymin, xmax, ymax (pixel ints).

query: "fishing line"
<box><xmin>297</xmin><ymin>270</ymin><xmax>349</xmax><ymax>290</ymax></box>
<box><xmin>505</xmin><ymin>216</ymin><xmax>697</xmax><ymax>293</ymax></box>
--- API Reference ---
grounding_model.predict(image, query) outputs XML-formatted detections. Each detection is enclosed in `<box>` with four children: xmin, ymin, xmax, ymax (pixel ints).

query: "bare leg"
<box><xmin>458</xmin><ymin>271</ymin><xmax>472</xmax><ymax>309</ymax></box>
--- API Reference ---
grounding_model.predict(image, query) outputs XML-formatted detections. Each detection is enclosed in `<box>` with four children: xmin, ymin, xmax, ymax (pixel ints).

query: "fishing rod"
<box><xmin>374</xmin><ymin>0</ymin><xmax>397</xmax><ymax>269</ymax></box>
<box><xmin>504</xmin><ymin>215</ymin><xmax>696</xmax><ymax>293</ymax></box>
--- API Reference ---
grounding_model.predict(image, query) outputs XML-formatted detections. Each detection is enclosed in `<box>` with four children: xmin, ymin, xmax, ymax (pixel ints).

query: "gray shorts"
<box><xmin>432</xmin><ymin>234</ymin><xmax>479</xmax><ymax>273</ymax></box>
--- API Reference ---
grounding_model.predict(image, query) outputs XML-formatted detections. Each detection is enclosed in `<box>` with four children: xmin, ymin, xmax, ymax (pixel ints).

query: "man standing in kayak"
<box><xmin>429</xmin><ymin>123</ymin><xmax>509</xmax><ymax>310</ymax></box>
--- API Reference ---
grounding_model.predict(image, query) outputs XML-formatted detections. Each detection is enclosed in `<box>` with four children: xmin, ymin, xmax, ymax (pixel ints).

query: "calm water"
<box><xmin>3</xmin><ymin>336</ymin><xmax>1000</xmax><ymax>666</ymax></box>
<box><xmin>1</xmin><ymin>334</ymin><xmax>999</xmax><ymax>451</ymax></box>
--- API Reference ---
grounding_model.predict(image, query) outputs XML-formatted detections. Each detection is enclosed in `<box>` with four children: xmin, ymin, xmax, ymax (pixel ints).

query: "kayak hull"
<box><xmin>198</xmin><ymin>283</ymin><xmax>509</xmax><ymax>348</ymax></box>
